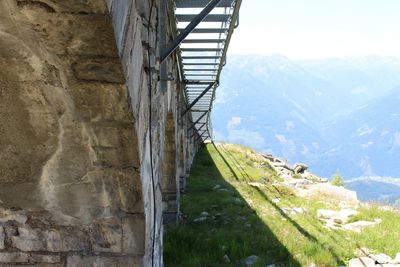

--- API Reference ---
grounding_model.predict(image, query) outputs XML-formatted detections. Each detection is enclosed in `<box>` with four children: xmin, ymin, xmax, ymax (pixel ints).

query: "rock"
<box><xmin>342</xmin><ymin>220</ymin><xmax>381</xmax><ymax>233</ymax></box>
<box><xmin>245</xmin><ymin>255</ymin><xmax>260</xmax><ymax>266</ymax></box>
<box><xmin>266</xmin><ymin>264</ymin><xmax>276</xmax><ymax>267</ymax></box>
<box><xmin>222</xmin><ymin>254</ymin><xmax>230</xmax><ymax>263</ymax></box>
<box><xmin>394</xmin><ymin>253</ymin><xmax>400</xmax><ymax>263</ymax></box>
<box><xmin>371</xmin><ymin>253</ymin><xmax>392</xmax><ymax>264</ymax></box>
<box><xmin>11</xmin><ymin>226</ymin><xmax>88</xmax><ymax>252</ymax></box>
<box><xmin>233</xmin><ymin>197</ymin><xmax>242</xmax><ymax>204</ymax></box>
<box><xmin>293</xmin><ymin>207</ymin><xmax>306</xmax><ymax>214</ymax></box>
<box><xmin>0</xmin><ymin>210</ymin><xmax>27</xmax><ymax>224</ymax></box>
<box><xmin>193</xmin><ymin>217</ymin><xmax>207</xmax><ymax>222</ymax></box>
<box><xmin>248</xmin><ymin>182</ymin><xmax>266</xmax><ymax>188</ymax></box>
<box><xmin>0</xmin><ymin>227</ymin><xmax>4</xmax><ymax>249</ymax></box>
<box><xmin>30</xmin><ymin>254</ymin><xmax>61</xmax><ymax>263</ymax></box>
<box><xmin>213</xmin><ymin>185</ymin><xmax>221</xmax><ymax>191</ymax></box>
<box><xmin>288</xmin><ymin>179</ymin><xmax>313</xmax><ymax>187</ymax></box>
<box><xmin>66</xmin><ymin>255</ymin><xmax>139</xmax><ymax>267</ymax></box>
<box><xmin>293</xmin><ymin>163</ymin><xmax>308</xmax><ymax>174</ymax></box>
<box><xmin>90</xmin><ymin>218</ymin><xmax>122</xmax><ymax>253</ymax></box>
<box><xmin>262</xmin><ymin>154</ymin><xmax>274</xmax><ymax>161</ymax></box>
<box><xmin>307</xmin><ymin>263</ymin><xmax>316</xmax><ymax>267</ymax></box>
<box><xmin>218</xmin><ymin>188</ymin><xmax>231</xmax><ymax>192</ymax></box>
<box><xmin>72</xmin><ymin>58</ymin><xmax>125</xmax><ymax>83</ymax></box>
<box><xmin>122</xmin><ymin>216</ymin><xmax>145</xmax><ymax>254</ymax></box>
<box><xmin>272</xmin><ymin>198</ymin><xmax>280</xmax><ymax>203</ymax></box>
<box><xmin>281</xmin><ymin>207</ymin><xmax>306</xmax><ymax>215</ymax></box>
<box><xmin>317</xmin><ymin>209</ymin><xmax>358</xmax><ymax>224</ymax></box>
<box><xmin>200</xmin><ymin>211</ymin><xmax>209</xmax><ymax>217</ymax></box>
<box><xmin>348</xmin><ymin>257</ymin><xmax>376</xmax><ymax>267</ymax></box>
<box><xmin>0</xmin><ymin>252</ymin><xmax>29</xmax><ymax>263</ymax></box>
<box><xmin>305</xmin><ymin>183</ymin><xmax>358</xmax><ymax>204</ymax></box>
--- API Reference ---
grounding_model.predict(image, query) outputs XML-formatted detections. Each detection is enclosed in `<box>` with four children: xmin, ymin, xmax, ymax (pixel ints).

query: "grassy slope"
<box><xmin>164</xmin><ymin>143</ymin><xmax>400</xmax><ymax>267</ymax></box>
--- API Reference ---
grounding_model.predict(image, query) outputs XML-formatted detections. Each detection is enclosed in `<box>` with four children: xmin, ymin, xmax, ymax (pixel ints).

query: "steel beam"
<box><xmin>185</xmin><ymin>74</ymin><xmax>217</xmax><ymax>76</ymax></box>
<box><xmin>159</xmin><ymin>0</ymin><xmax>167</xmax><ymax>91</ymax></box>
<box><xmin>181</xmin><ymin>48</ymin><xmax>222</xmax><ymax>52</ymax></box>
<box><xmin>175</xmin><ymin>0</ymin><xmax>233</xmax><ymax>8</ymax></box>
<box><xmin>177</xmin><ymin>14</ymin><xmax>230</xmax><ymax>22</ymax></box>
<box><xmin>182</xmin><ymin>82</ymin><xmax>215</xmax><ymax>116</ymax></box>
<box><xmin>191</xmin><ymin>123</ymin><xmax>206</xmax><ymax>138</ymax></box>
<box><xmin>160</xmin><ymin>0</ymin><xmax>223</xmax><ymax>63</ymax></box>
<box><xmin>178</xmin><ymin>28</ymin><xmax>228</xmax><ymax>34</ymax></box>
<box><xmin>182</xmin><ymin>39</ymin><xmax>225</xmax><ymax>43</ymax></box>
<box><xmin>185</xmin><ymin>80</ymin><xmax>217</xmax><ymax>84</ymax></box>
<box><xmin>188</xmin><ymin>111</ymin><xmax>208</xmax><ymax>130</ymax></box>
<box><xmin>183</xmin><ymin>63</ymin><xmax>219</xmax><ymax>66</ymax></box>
<box><xmin>195</xmin><ymin>130</ymin><xmax>209</xmax><ymax>142</ymax></box>
<box><xmin>182</xmin><ymin>56</ymin><xmax>221</xmax><ymax>60</ymax></box>
<box><xmin>183</xmin><ymin>68</ymin><xmax>217</xmax><ymax>71</ymax></box>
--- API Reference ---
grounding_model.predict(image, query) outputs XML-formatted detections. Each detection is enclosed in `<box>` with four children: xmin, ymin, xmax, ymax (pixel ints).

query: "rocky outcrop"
<box><xmin>349</xmin><ymin>248</ymin><xmax>400</xmax><ymax>267</ymax></box>
<box><xmin>262</xmin><ymin>154</ymin><xmax>328</xmax><ymax>183</ymax></box>
<box><xmin>317</xmin><ymin>208</ymin><xmax>381</xmax><ymax>232</ymax></box>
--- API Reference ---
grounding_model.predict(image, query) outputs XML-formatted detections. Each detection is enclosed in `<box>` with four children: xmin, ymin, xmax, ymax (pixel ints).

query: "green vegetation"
<box><xmin>164</xmin><ymin>143</ymin><xmax>400</xmax><ymax>266</ymax></box>
<box><xmin>292</xmin><ymin>174</ymin><xmax>302</xmax><ymax>179</ymax></box>
<box><xmin>331</xmin><ymin>172</ymin><xmax>344</xmax><ymax>187</ymax></box>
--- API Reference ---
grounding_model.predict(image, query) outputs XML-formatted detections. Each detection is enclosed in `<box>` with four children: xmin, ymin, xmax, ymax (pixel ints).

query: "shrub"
<box><xmin>331</xmin><ymin>173</ymin><xmax>344</xmax><ymax>187</ymax></box>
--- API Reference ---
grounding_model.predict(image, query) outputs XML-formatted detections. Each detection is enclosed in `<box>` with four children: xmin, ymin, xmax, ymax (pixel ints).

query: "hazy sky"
<box><xmin>228</xmin><ymin>0</ymin><xmax>400</xmax><ymax>59</ymax></box>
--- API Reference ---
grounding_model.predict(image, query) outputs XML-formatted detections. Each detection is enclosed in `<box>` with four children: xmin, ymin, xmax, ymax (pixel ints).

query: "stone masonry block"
<box><xmin>90</xmin><ymin>218</ymin><xmax>122</xmax><ymax>253</ymax></box>
<box><xmin>22</xmin><ymin>13</ymin><xmax>117</xmax><ymax>56</ymax></box>
<box><xmin>30</xmin><ymin>254</ymin><xmax>61</xmax><ymax>264</ymax></box>
<box><xmin>17</xmin><ymin>0</ymin><xmax>107</xmax><ymax>14</ymax></box>
<box><xmin>0</xmin><ymin>227</ymin><xmax>4</xmax><ymax>249</ymax></box>
<box><xmin>11</xmin><ymin>226</ymin><xmax>89</xmax><ymax>252</ymax></box>
<box><xmin>122</xmin><ymin>215</ymin><xmax>145</xmax><ymax>254</ymax></box>
<box><xmin>90</xmin><ymin>124</ymin><xmax>140</xmax><ymax>168</ymax></box>
<box><xmin>67</xmin><ymin>255</ymin><xmax>142</xmax><ymax>267</ymax></box>
<box><xmin>0</xmin><ymin>252</ymin><xmax>29</xmax><ymax>263</ymax></box>
<box><xmin>72</xmin><ymin>58</ymin><xmax>125</xmax><ymax>84</ymax></box>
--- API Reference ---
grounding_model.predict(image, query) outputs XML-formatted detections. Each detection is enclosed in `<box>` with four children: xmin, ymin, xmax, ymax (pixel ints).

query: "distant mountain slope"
<box><xmin>319</xmin><ymin>88</ymin><xmax>400</xmax><ymax>177</ymax></box>
<box><xmin>212</xmin><ymin>55</ymin><xmax>400</xmax><ymax>178</ymax></box>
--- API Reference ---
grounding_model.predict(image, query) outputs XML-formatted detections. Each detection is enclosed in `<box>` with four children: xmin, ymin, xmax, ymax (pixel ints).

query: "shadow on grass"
<box><xmin>253</xmin><ymin>187</ymin><xmax>345</xmax><ymax>266</ymax></box>
<box><xmin>214</xmin><ymin>143</ymin><xmax>347</xmax><ymax>266</ymax></box>
<box><xmin>216</xmin><ymin>144</ymin><xmax>252</xmax><ymax>182</ymax></box>
<box><xmin>164</xmin><ymin>144</ymin><xmax>301</xmax><ymax>267</ymax></box>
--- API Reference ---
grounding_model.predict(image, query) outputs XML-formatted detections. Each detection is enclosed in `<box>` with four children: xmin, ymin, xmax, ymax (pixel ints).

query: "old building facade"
<box><xmin>0</xmin><ymin>0</ymin><xmax>201</xmax><ymax>266</ymax></box>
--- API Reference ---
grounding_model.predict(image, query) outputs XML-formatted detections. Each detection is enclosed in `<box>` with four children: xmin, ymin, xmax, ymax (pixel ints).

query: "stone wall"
<box><xmin>0</xmin><ymin>0</ymin><xmax>200</xmax><ymax>266</ymax></box>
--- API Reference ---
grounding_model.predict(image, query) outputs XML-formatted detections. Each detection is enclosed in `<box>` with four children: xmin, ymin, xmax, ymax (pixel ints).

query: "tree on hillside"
<box><xmin>331</xmin><ymin>172</ymin><xmax>344</xmax><ymax>187</ymax></box>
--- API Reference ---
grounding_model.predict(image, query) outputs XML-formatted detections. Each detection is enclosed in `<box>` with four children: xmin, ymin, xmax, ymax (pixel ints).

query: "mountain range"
<box><xmin>212</xmin><ymin>54</ymin><xmax>400</xmax><ymax>202</ymax></box>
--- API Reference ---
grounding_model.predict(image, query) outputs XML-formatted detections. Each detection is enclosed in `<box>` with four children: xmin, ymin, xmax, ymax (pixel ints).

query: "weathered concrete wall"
<box><xmin>0</xmin><ymin>0</ymin><xmax>200</xmax><ymax>266</ymax></box>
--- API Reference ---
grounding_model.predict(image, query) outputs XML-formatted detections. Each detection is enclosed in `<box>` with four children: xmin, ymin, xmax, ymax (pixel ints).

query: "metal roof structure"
<box><xmin>161</xmin><ymin>0</ymin><xmax>242</xmax><ymax>143</ymax></box>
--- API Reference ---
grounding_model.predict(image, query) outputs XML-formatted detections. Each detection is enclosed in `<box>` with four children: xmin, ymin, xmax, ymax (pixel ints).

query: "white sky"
<box><xmin>228</xmin><ymin>0</ymin><xmax>400</xmax><ymax>59</ymax></box>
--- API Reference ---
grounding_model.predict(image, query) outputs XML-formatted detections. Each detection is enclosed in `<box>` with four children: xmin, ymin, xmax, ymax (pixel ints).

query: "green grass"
<box><xmin>164</xmin><ymin>143</ymin><xmax>400</xmax><ymax>266</ymax></box>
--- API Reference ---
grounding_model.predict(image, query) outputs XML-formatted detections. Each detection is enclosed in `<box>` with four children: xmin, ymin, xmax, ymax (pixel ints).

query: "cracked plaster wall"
<box><xmin>0</xmin><ymin>0</ymin><xmax>201</xmax><ymax>266</ymax></box>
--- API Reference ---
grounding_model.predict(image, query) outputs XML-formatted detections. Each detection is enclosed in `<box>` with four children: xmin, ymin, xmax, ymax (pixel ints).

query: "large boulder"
<box><xmin>349</xmin><ymin>257</ymin><xmax>376</xmax><ymax>267</ymax></box>
<box><xmin>303</xmin><ymin>183</ymin><xmax>358</xmax><ymax>204</ymax></box>
<box><xmin>293</xmin><ymin>163</ymin><xmax>308</xmax><ymax>174</ymax></box>
<box><xmin>317</xmin><ymin>209</ymin><xmax>358</xmax><ymax>224</ymax></box>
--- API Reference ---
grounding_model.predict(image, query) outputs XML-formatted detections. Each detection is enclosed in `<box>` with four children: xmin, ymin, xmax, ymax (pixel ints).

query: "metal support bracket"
<box><xmin>181</xmin><ymin>82</ymin><xmax>216</xmax><ymax>116</ymax></box>
<box><xmin>159</xmin><ymin>0</ymin><xmax>168</xmax><ymax>91</ymax></box>
<box><xmin>195</xmin><ymin>130</ymin><xmax>208</xmax><ymax>142</ymax></box>
<box><xmin>187</xmin><ymin>111</ymin><xmax>208</xmax><ymax>131</ymax></box>
<box><xmin>160</xmin><ymin>0</ymin><xmax>223</xmax><ymax>63</ymax></box>
<box><xmin>190</xmin><ymin>123</ymin><xmax>206</xmax><ymax>138</ymax></box>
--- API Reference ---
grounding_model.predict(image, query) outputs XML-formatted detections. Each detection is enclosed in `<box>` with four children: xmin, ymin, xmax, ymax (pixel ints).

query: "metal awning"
<box><xmin>168</xmin><ymin>0</ymin><xmax>241</xmax><ymax>142</ymax></box>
